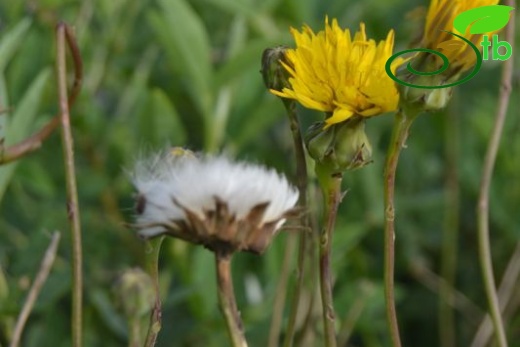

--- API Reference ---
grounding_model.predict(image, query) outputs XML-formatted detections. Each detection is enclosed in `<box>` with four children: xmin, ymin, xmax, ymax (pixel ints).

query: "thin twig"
<box><xmin>383</xmin><ymin>108</ymin><xmax>418</xmax><ymax>347</ymax></box>
<box><xmin>476</xmin><ymin>4</ymin><xmax>515</xmax><ymax>347</ymax></box>
<box><xmin>471</xmin><ymin>242</ymin><xmax>520</xmax><ymax>347</ymax></box>
<box><xmin>144</xmin><ymin>237</ymin><xmax>164</xmax><ymax>347</ymax></box>
<box><xmin>409</xmin><ymin>261</ymin><xmax>483</xmax><ymax>325</ymax></box>
<box><xmin>268</xmin><ymin>231</ymin><xmax>296</xmax><ymax>347</ymax></box>
<box><xmin>56</xmin><ymin>22</ymin><xmax>83</xmax><ymax>347</ymax></box>
<box><xmin>337</xmin><ymin>282</ymin><xmax>375</xmax><ymax>347</ymax></box>
<box><xmin>215</xmin><ymin>252</ymin><xmax>248</xmax><ymax>347</ymax></box>
<box><xmin>9</xmin><ymin>232</ymin><xmax>61</xmax><ymax>347</ymax></box>
<box><xmin>274</xmin><ymin>99</ymin><xmax>310</xmax><ymax>347</ymax></box>
<box><xmin>0</xmin><ymin>24</ymin><xmax>82</xmax><ymax>165</ymax></box>
<box><xmin>317</xmin><ymin>172</ymin><xmax>342</xmax><ymax>347</ymax></box>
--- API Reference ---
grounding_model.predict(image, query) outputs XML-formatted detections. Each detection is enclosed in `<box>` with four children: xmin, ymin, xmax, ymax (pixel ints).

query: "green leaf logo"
<box><xmin>453</xmin><ymin>5</ymin><xmax>514</xmax><ymax>35</ymax></box>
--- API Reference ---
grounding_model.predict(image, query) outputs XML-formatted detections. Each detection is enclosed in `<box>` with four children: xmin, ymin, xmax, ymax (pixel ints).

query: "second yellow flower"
<box><xmin>271</xmin><ymin>17</ymin><xmax>403</xmax><ymax>127</ymax></box>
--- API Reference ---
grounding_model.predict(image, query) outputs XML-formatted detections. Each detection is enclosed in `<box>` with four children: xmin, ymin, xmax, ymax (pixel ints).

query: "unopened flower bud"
<box><xmin>114</xmin><ymin>268</ymin><xmax>155</xmax><ymax>319</ymax></box>
<box><xmin>398</xmin><ymin>54</ymin><xmax>454</xmax><ymax>112</ymax></box>
<box><xmin>424</xmin><ymin>87</ymin><xmax>453</xmax><ymax>111</ymax></box>
<box><xmin>305</xmin><ymin>118</ymin><xmax>372</xmax><ymax>174</ymax></box>
<box><xmin>261</xmin><ymin>46</ymin><xmax>291</xmax><ymax>92</ymax></box>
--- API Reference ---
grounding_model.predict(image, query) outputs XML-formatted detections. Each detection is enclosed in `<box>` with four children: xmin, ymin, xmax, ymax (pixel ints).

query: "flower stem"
<box><xmin>56</xmin><ymin>23</ymin><xmax>83</xmax><ymax>347</ymax></box>
<box><xmin>128</xmin><ymin>317</ymin><xmax>141</xmax><ymax>347</ymax></box>
<box><xmin>316</xmin><ymin>166</ymin><xmax>342</xmax><ymax>347</ymax></box>
<box><xmin>476</xmin><ymin>2</ymin><xmax>514</xmax><ymax>346</ymax></box>
<box><xmin>383</xmin><ymin>108</ymin><xmax>418</xmax><ymax>347</ymax></box>
<box><xmin>439</xmin><ymin>109</ymin><xmax>460</xmax><ymax>347</ymax></box>
<box><xmin>144</xmin><ymin>237</ymin><xmax>164</xmax><ymax>347</ymax></box>
<box><xmin>215</xmin><ymin>252</ymin><xmax>248</xmax><ymax>347</ymax></box>
<box><xmin>280</xmin><ymin>99</ymin><xmax>310</xmax><ymax>347</ymax></box>
<box><xmin>268</xmin><ymin>232</ymin><xmax>296</xmax><ymax>347</ymax></box>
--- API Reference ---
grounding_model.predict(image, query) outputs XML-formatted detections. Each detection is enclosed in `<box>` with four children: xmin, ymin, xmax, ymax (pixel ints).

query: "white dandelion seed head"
<box><xmin>131</xmin><ymin>150</ymin><xmax>299</xmax><ymax>249</ymax></box>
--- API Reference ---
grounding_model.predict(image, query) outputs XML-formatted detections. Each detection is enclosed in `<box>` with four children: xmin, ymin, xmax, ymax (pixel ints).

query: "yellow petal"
<box><xmin>324</xmin><ymin>108</ymin><xmax>354</xmax><ymax>128</ymax></box>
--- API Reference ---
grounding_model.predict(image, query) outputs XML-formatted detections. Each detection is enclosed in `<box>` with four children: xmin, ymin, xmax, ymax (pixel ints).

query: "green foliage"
<box><xmin>1</xmin><ymin>0</ymin><xmax>519</xmax><ymax>346</ymax></box>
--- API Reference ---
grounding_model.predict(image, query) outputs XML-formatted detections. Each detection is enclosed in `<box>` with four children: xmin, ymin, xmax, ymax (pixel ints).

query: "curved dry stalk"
<box><xmin>476</xmin><ymin>3</ymin><xmax>515</xmax><ymax>346</ymax></box>
<box><xmin>56</xmin><ymin>22</ymin><xmax>83</xmax><ymax>347</ymax></box>
<box><xmin>9</xmin><ymin>232</ymin><xmax>61</xmax><ymax>347</ymax></box>
<box><xmin>0</xmin><ymin>24</ymin><xmax>82</xmax><ymax>165</ymax></box>
<box><xmin>471</xmin><ymin>242</ymin><xmax>520</xmax><ymax>347</ymax></box>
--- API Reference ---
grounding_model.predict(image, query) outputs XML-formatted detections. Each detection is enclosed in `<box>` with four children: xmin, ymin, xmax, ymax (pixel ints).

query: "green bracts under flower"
<box><xmin>305</xmin><ymin>118</ymin><xmax>373</xmax><ymax>175</ymax></box>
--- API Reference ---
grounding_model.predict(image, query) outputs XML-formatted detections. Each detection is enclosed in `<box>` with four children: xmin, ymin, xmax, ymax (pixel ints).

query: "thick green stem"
<box><xmin>56</xmin><ymin>23</ymin><xmax>83</xmax><ymax>347</ymax></box>
<box><xmin>280</xmin><ymin>99</ymin><xmax>310</xmax><ymax>347</ymax></box>
<box><xmin>475</xmin><ymin>2</ymin><xmax>514</xmax><ymax>347</ymax></box>
<box><xmin>215</xmin><ymin>252</ymin><xmax>248</xmax><ymax>347</ymax></box>
<box><xmin>144</xmin><ymin>237</ymin><xmax>164</xmax><ymax>347</ymax></box>
<box><xmin>316</xmin><ymin>167</ymin><xmax>342</xmax><ymax>347</ymax></box>
<box><xmin>383</xmin><ymin>109</ymin><xmax>417</xmax><ymax>347</ymax></box>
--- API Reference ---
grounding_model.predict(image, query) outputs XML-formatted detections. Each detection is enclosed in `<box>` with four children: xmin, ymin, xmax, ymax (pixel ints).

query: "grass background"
<box><xmin>0</xmin><ymin>0</ymin><xmax>519</xmax><ymax>346</ymax></box>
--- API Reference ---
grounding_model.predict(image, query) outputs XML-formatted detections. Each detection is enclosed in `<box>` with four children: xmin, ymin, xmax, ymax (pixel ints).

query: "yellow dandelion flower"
<box><xmin>422</xmin><ymin>0</ymin><xmax>499</xmax><ymax>73</ymax></box>
<box><xmin>271</xmin><ymin>17</ymin><xmax>403</xmax><ymax>128</ymax></box>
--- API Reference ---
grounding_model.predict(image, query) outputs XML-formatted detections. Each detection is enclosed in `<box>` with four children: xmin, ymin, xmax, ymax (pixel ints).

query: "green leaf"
<box><xmin>232</xmin><ymin>99</ymin><xmax>282</xmax><ymax>149</ymax></box>
<box><xmin>0</xmin><ymin>68</ymin><xmax>50</xmax><ymax>202</ymax></box>
<box><xmin>1</xmin><ymin>73</ymin><xmax>9</xmax><ymax>142</ymax></box>
<box><xmin>115</xmin><ymin>46</ymin><xmax>159</xmax><ymax>119</ymax></box>
<box><xmin>0</xmin><ymin>265</ymin><xmax>8</xmax><ymax>303</ymax></box>
<box><xmin>453</xmin><ymin>5</ymin><xmax>514</xmax><ymax>35</ymax></box>
<box><xmin>214</xmin><ymin>38</ymin><xmax>283</xmax><ymax>89</ymax></box>
<box><xmin>190</xmin><ymin>248</ymin><xmax>218</xmax><ymax>318</ymax></box>
<box><xmin>0</xmin><ymin>19</ymin><xmax>32</xmax><ymax>140</ymax></box>
<box><xmin>201</xmin><ymin>0</ymin><xmax>256</xmax><ymax>17</ymax></box>
<box><xmin>90</xmin><ymin>289</ymin><xmax>128</xmax><ymax>339</ymax></box>
<box><xmin>0</xmin><ymin>18</ymin><xmax>32</xmax><ymax>72</ymax></box>
<box><xmin>146</xmin><ymin>88</ymin><xmax>187</xmax><ymax>145</ymax></box>
<box><xmin>147</xmin><ymin>0</ymin><xmax>213</xmax><ymax>117</ymax></box>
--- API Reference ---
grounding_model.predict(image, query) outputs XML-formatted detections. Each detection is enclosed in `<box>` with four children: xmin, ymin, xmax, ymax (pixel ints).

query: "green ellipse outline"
<box><xmin>406</xmin><ymin>49</ymin><xmax>449</xmax><ymax>76</ymax></box>
<box><xmin>385</xmin><ymin>31</ymin><xmax>483</xmax><ymax>89</ymax></box>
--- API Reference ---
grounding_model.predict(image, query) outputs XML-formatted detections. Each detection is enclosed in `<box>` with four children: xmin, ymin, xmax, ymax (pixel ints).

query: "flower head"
<box><xmin>270</xmin><ymin>17</ymin><xmax>403</xmax><ymax>128</ymax></box>
<box><xmin>131</xmin><ymin>150</ymin><xmax>299</xmax><ymax>254</ymax></box>
<box><xmin>421</xmin><ymin>0</ymin><xmax>500</xmax><ymax>74</ymax></box>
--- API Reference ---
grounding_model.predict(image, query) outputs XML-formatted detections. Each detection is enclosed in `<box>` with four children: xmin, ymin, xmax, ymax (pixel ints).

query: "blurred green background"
<box><xmin>0</xmin><ymin>0</ymin><xmax>519</xmax><ymax>346</ymax></box>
